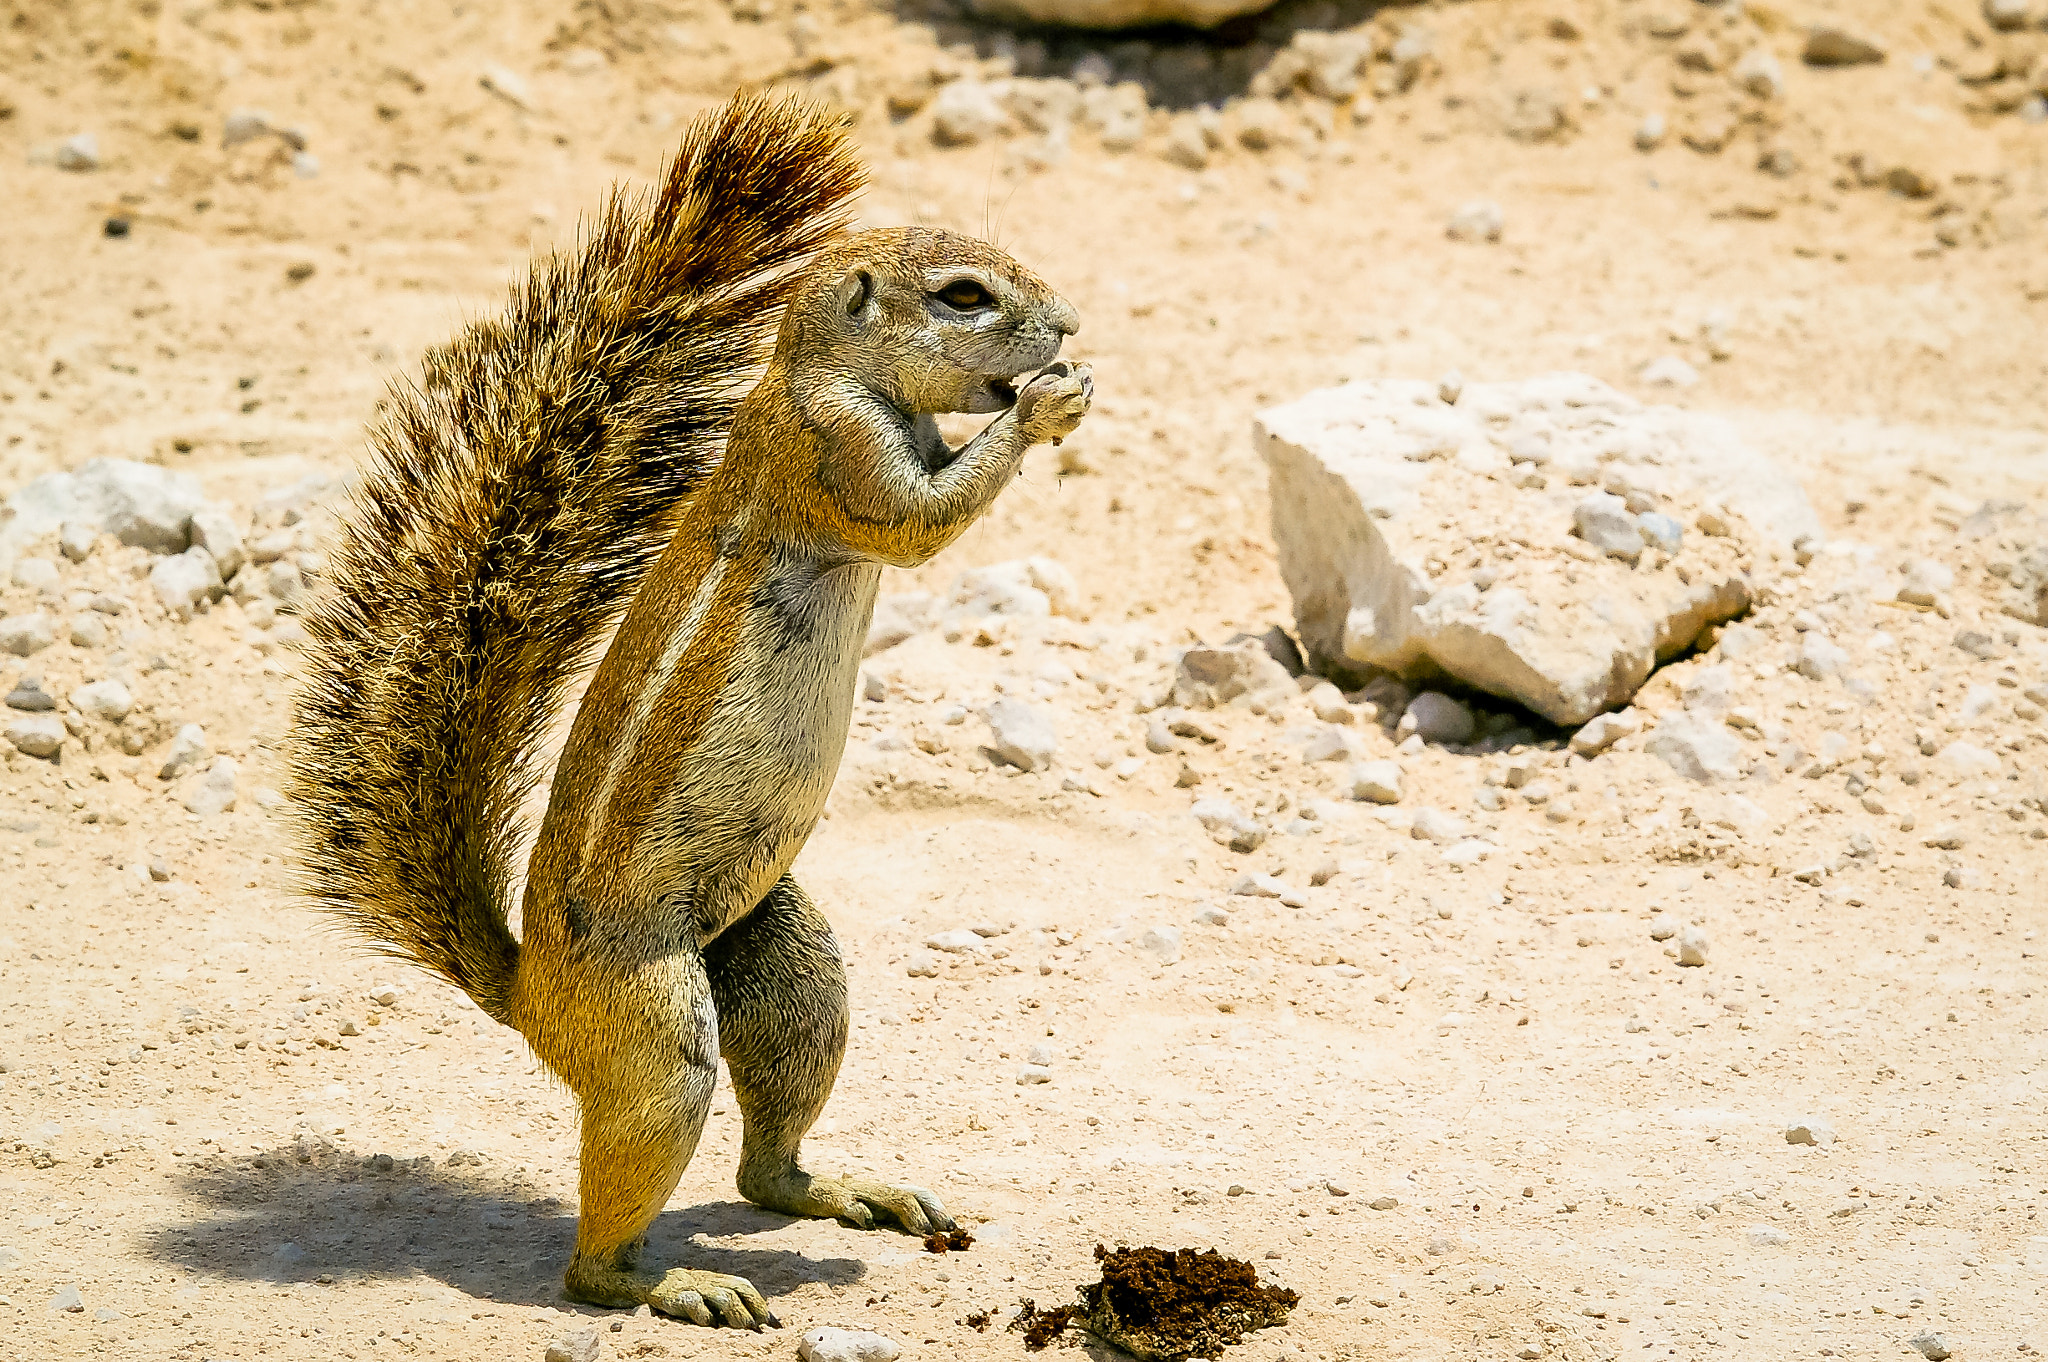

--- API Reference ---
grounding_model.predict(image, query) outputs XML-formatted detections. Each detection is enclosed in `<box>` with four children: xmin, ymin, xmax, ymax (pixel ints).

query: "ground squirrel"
<box><xmin>289</xmin><ymin>95</ymin><xmax>1091</xmax><ymax>1327</ymax></box>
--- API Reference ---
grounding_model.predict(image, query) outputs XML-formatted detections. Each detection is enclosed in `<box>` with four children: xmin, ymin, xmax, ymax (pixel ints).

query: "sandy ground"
<box><xmin>3</xmin><ymin>0</ymin><xmax>2048</xmax><ymax>1359</ymax></box>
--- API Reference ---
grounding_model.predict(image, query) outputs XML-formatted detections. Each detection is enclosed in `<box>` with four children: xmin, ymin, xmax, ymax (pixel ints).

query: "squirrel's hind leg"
<box><xmin>550</xmin><ymin>951</ymin><xmax>776</xmax><ymax>1329</ymax></box>
<box><xmin>707</xmin><ymin>877</ymin><xmax>956</xmax><ymax>1236</ymax></box>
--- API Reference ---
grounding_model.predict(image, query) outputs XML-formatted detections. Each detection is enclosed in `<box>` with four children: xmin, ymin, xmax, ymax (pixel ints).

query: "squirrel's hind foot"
<box><xmin>564</xmin><ymin>1256</ymin><xmax>778</xmax><ymax>1330</ymax></box>
<box><xmin>742</xmin><ymin>1166</ymin><xmax>955</xmax><ymax>1236</ymax></box>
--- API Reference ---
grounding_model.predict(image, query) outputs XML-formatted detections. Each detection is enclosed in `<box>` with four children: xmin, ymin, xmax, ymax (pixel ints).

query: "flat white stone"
<box><xmin>1258</xmin><ymin>373</ymin><xmax>1817</xmax><ymax>725</ymax></box>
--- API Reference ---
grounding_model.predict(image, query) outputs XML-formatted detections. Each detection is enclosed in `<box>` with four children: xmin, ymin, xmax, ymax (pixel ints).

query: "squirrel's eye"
<box><xmin>937</xmin><ymin>280</ymin><xmax>992</xmax><ymax>310</ymax></box>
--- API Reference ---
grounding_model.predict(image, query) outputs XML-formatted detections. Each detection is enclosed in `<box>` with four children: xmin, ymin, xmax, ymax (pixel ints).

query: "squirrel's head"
<box><xmin>779</xmin><ymin>227</ymin><xmax>1078</xmax><ymax>416</ymax></box>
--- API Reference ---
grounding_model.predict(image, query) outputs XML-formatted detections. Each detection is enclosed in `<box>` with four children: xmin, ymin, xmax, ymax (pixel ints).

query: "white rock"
<box><xmin>11</xmin><ymin>557</ymin><xmax>57</xmax><ymax>590</ymax></box>
<box><xmin>0</xmin><ymin>613</ymin><xmax>56</xmax><ymax>657</ymax></box>
<box><xmin>1171</xmin><ymin>640</ymin><xmax>1294</xmax><ymax>711</ymax></box>
<box><xmin>542</xmin><ymin>1328</ymin><xmax>601</xmax><ymax>1362</ymax></box>
<box><xmin>1794</xmin><ymin>633</ymin><xmax>1848</xmax><ymax>680</ymax></box>
<box><xmin>68</xmin><ymin>615</ymin><xmax>107</xmax><ymax>648</ymax></box>
<box><xmin>931</xmin><ymin>80</ymin><xmax>1009</xmax><ymax>145</ymax></box>
<box><xmin>265</xmin><ymin>560</ymin><xmax>307</xmax><ymax>607</ymax></box>
<box><xmin>1302</xmin><ymin>725</ymin><xmax>1369</xmax><ymax>763</ymax></box>
<box><xmin>1305</xmin><ymin>680</ymin><xmax>1353</xmax><ymax>724</ymax></box>
<box><xmin>1675</xmin><ymin>924</ymin><xmax>1709</xmax><ymax>967</ymax></box>
<box><xmin>1136</xmin><ymin>926</ymin><xmax>1183</xmax><ymax>965</ymax></box>
<box><xmin>1733</xmin><ymin>47</ymin><xmax>1785</xmax><ymax>99</ymax></box>
<box><xmin>1</xmin><ymin>457</ymin><xmax>209</xmax><ymax>560</ymax></box>
<box><xmin>1409</xmin><ymin>806</ymin><xmax>1467</xmax><ymax>844</ymax></box>
<box><xmin>1936</xmin><ymin>741</ymin><xmax>2000</xmax><ymax>778</ymax></box>
<box><xmin>1189</xmin><ymin>797</ymin><xmax>1243</xmax><ymax>832</ymax></box>
<box><xmin>1016</xmin><ymin>1063</ymin><xmax>1053</xmax><ymax>1085</ymax></box>
<box><xmin>1746</xmin><ymin>1225</ymin><xmax>1790</xmax><ymax>1247</ymax></box>
<box><xmin>1441</xmin><ymin>838</ymin><xmax>1494</xmax><ymax>865</ymax></box>
<box><xmin>58</xmin><ymin>521</ymin><xmax>96</xmax><ymax>562</ymax></box>
<box><xmin>184</xmin><ymin>757</ymin><xmax>239</xmax><ymax>816</ymax></box>
<box><xmin>1446</xmin><ymin>200</ymin><xmax>1504</xmax><ymax>243</ymax></box>
<box><xmin>1573</xmin><ymin>492</ymin><xmax>1644</xmax><ymax>562</ymax></box>
<box><xmin>55</xmin><ymin>133</ymin><xmax>99</xmax><ymax>171</ymax></box>
<box><xmin>946</xmin><ymin>557</ymin><xmax>1075</xmax><ymax>620</ymax></box>
<box><xmin>188</xmin><ymin>507</ymin><xmax>247</xmax><ymax>579</ymax></box>
<box><xmin>1347</xmin><ymin>760</ymin><xmax>1403</xmax><ymax>804</ymax></box>
<box><xmin>1231</xmin><ymin>872</ymin><xmax>1304</xmax><ymax>907</ymax></box>
<box><xmin>1908</xmin><ymin>1332</ymin><xmax>1954</xmax><ymax>1362</ymax></box>
<box><xmin>478</xmin><ymin>64</ymin><xmax>532</xmax><ymax>109</ymax></box>
<box><xmin>1635</xmin><ymin>111</ymin><xmax>1667</xmax><ymax>150</ymax></box>
<box><xmin>69</xmin><ymin>679</ymin><xmax>132</xmax><ymax>723</ymax></box>
<box><xmin>1897</xmin><ymin>558</ymin><xmax>1953</xmax><ymax>607</ymax></box>
<box><xmin>985</xmin><ymin>698</ymin><xmax>1056</xmax><ymax>772</ymax></box>
<box><xmin>798</xmin><ymin>1326</ymin><xmax>902</xmax><ymax>1362</ymax></box>
<box><xmin>160</xmin><ymin>723</ymin><xmax>209</xmax><ymax>780</ymax></box>
<box><xmin>1400</xmin><ymin>691</ymin><xmax>1475</xmax><ymax>744</ymax></box>
<box><xmin>151</xmin><ymin>547</ymin><xmax>224</xmax><ymax>621</ymax></box>
<box><xmin>924</xmin><ymin>929</ymin><xmax>985</xmax><ymax>954</ymax></box>
<box><xmin>1569</xmin><ymin>710</ymin><xmax>1638</xmax><ymax>756</ymax></box>
<box><xmin>1784</xmin><ymin>1116</ymin><xmax>1837</xmax><ymax>1146</ymax></box>
<box><xmin>5</xmin><ymin>714</ymin><xmax>65</xmax><ymax>760</ymax></box>
<box><xmin>1645</xmin><ymin>713</ymin><xmax>1744</xmax><ymax>782</ymax></box>
<box><xmin>903</xmin><ymin>951</ymin><xmax>941</xmax><ymax>978</ymax></box>
<box><xmin>1258</xmin><ymin>374</ymin><xmax>1813</xmax><ymax>725</ymax></box>
<box><xmin>1648</xmin><ymin>914</ymin><xmax>1680</xmax><ymax>941</ymax></box>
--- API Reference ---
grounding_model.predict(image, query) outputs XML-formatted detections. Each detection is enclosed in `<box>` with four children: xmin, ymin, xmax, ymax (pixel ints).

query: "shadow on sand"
<box><xmin>136</xmin><ymin>1142</ymin><xmax>871</xmax><ymax>1311</ymax></box>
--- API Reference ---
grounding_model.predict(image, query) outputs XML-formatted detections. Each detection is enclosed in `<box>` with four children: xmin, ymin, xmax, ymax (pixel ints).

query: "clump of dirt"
<box><xmin>924</xmin><ymin>1227</ymin><xmax>975</xmax><ymax>1253</ymax></box>
<box><xmin>1014</xmin><ymin>1245</ymin><xmax>1299</xmax><ymax>1359</ymax></box>
<box><xmin>1011</xmin><ymin>1299</ymin><xmax>1084</xmax><ymax>1351</ymax></box>
<box><xmin>963</xmin><ymin>1308</ymin><xmax>993</xmax><ymax>1332</ymax></box>
<box><xmin>1086</xmin><ymin>1244</ymin><xmax>1298</xmax><ymax>1360</ymax></box>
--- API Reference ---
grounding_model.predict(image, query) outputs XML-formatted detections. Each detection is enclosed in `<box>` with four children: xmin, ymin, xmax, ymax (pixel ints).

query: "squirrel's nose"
<box><xmin>1045</xmin><ymin>295</ymin><xmax>1079</xmax><ymax>337</ymax></box>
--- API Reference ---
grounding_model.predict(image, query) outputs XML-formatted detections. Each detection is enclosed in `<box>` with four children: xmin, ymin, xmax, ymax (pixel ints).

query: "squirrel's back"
<box><xmin>288</xmin><ymin>96</ymin><xmax>866</xmax><ymax>1023</ymax></box>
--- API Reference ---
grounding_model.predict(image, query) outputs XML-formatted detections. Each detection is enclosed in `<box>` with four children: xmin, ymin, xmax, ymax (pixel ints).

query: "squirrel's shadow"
<box><xmin>137</xmin><ymin>1144</ymin><xmax>868</xmax><ymax>1307</ymax></box>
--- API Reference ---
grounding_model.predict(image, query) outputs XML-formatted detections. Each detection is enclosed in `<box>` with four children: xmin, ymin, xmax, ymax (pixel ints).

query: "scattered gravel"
<box><xmin>985</xmin><ymin>698</ymin><xmax>1057</xmax><ymax>772</ymax></box>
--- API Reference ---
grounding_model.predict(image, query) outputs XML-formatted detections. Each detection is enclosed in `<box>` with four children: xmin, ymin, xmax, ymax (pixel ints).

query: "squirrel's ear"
<box><xmin>837</xmin><ymin>269</ymin><xmax>874</xmax><ymax>325</ymax></box>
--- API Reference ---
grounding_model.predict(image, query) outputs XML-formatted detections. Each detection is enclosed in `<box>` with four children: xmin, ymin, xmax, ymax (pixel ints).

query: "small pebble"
<box><xmin>1784</xmin><ymin>1117</ymin><xmax>1836</xmax><ymax>1146</ymax></box>
<box><xmin>985</xmin><ymin>698</ymin><xmax>1057</xmax><ymax>772</ymax></box>
<box><xmin>1400</xmin><ymin>692</ymin><xmax>1475</xmax><ymax>745</ymax></box>
<box><xmin>1446</xmin><ymin>200</ymin><xmax>1504</xmax><ymax>243</ymax></box>
<box><xmin>6</xmin><ymin>673</ymin><xmax>56</xmax><ymax>712</ymax></box>
<box><xmin>542</xmin><ymin>1328</ymin><xmax>601</xmax><ymax>1362</ymax></box>
<box><xmin>5</xmin><ymin>714</ymin><xmax>65</xmax><ymax>760</ymax></box>
<box><xmin>1347</xmin><ymin>759</ymin><xmax>1403</xmax><ymax>805</ymax></box>
<box><xmin>798</xmin><ymin>1328</ymin><xmax>903</xmax><ymax>1362</ymax></box>
<box><xmin>1675</xmin><ymin>925</ymin><xmax>1709</xmax><ymax>967</ymax></box>
<box><xmin>1136</xmin><ymin>926</ymin><xmax>1182</xmax><ymax>966</ymax></box>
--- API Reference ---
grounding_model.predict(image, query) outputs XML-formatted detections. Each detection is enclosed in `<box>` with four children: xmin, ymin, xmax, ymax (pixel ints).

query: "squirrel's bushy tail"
<box><xmin>289</xmin><ymin>96</ymin><xmax>866</xmax><ymax>1024</ymax></box>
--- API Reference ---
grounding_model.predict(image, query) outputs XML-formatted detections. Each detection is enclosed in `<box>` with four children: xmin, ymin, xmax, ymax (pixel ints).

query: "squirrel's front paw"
<box><xmin>1015</xmin><ymin>361</ymin><xmax>1093</xmax><ymax>447</ymax></box>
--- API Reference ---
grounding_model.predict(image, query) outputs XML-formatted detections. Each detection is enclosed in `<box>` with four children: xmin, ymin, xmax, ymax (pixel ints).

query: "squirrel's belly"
<box><xmin>646</xmin><ymin>562</ymin><xmax>875</xmax><ymax>938</ymax></box>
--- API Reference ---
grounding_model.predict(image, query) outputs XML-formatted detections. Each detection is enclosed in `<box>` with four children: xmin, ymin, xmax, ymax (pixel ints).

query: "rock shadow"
<box><xmin>883</xmin><ymin>0</ymin><xmax>1418</xmax><ymax>111</ymax></box>
<box><xmin>136</xmin><ymin>1143</ymin><xmax>869</xmax><ymax>1308</ymax></box>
